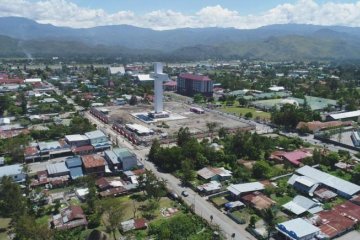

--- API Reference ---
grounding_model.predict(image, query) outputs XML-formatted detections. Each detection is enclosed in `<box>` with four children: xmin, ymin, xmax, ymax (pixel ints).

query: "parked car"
<box><xmin>182</xmin><ymin>191</ymin><xmax>189</xmax><ymax>197</ymax></box>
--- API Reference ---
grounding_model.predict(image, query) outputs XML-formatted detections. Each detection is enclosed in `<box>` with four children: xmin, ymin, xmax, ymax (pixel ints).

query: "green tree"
<box><xmin>177</xmin><ymin>127</ymin><xmax>192</xmax><ymax>147</ymax></box>
<box><xmin>244</xmin><ymin>112</ymin><xmax>253</xmax><ymax>119</ymax></box>
<box><xmin>137</xmin><ymin>170</ymin><xmax>167</xmax><ymax>201</ymax></box>
<box><xmin>193</xmin><ymin>94</ymin><xmax>204</xmax><ymax>103</ymax></box>
<box><xmin>180</xmin><ymin>158</ymin><xmax>195</xmax><ymax>185</ymax></box>
<box><xmin>0</xmin><ymin>176</ymin><xmax>27</xmax><ymax>217</ymax></box>
<box><xmin>252</xmin><ymin>160</ymin><xmax>271</xmax><ymax>179</ymax></box>
<box><xmin>15</xmin><ymin>214</ymin><xmax>53</xmax><ymax>240</ymax></box>
<box><xmin>148</xmin><ymin>139</ymin><xmax>161</xmax><ymax>162</ymax></box>
<box><xmin>142</xmin><ymin>199</ymin><xmax>160</xmax><ymax>220</ymax></box>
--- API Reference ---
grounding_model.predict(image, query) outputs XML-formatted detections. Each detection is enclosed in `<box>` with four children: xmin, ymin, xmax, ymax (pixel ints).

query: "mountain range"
<box><xmin>1</xmin><ymin>17</ymin><xmax>360</xmax><ymax>61</ymax></box>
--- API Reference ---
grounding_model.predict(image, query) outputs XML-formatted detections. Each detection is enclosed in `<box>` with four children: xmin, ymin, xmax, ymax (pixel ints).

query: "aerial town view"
<box><xmin>1</xmin><ymin>1</ymin><xmax>360</xmax><ymax>240</ymax></box>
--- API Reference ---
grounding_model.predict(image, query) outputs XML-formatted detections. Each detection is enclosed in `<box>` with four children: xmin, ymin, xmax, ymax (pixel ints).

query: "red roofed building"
<box><xmin>0</xmin><ymin>74</ymin><xmax>24</xmax><ymax>85</ymax></box>
<box><xmin>270</xmin><ymin>149</ymin><xmax>313</xmax><ymax>166</ymax></box>
<box><xmin>81</xmin><ymin>154</ymin><xmax>105</xmax><ymax>175</ymax></box>
<box><xmin>51</xmin><ymin>205</ymin><xmax>88</xmax><ymax>230</ymax></box>
<box><xmin>313</xmin><ymin>201</ymin><xmax>360</xmax><ymax>238</ymax></box>
<box><xmin>163</xmin><ymin>80</ymin><xmax>177</xmax><ymax>91</ymax></box>
<box><xmin>177</xmin><ymin>73</ymin><xmax>213</xmax><ymax>97</ymax></box>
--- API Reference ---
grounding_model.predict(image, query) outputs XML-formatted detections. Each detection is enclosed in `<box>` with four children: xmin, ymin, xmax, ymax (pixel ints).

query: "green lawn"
<box><xmin>220</xmin><ymin>106</ymin><xmax>271</xmax><ymax>120</ymax></box>
<box><xmin>270</xmin><ymin>194</ymin><xmax>293</xmax><ymax>206</ymax></box>
<box><xmin>210</xmin><ymin>194</ymin><xmax>230</xmax><ymax>207</ymax></box>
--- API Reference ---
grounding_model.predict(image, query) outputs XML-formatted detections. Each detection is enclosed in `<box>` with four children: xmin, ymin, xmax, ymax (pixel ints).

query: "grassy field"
<box><xmin>210</xmin><ymin>194</ymin><xmax>230</xmax><ymax>207</ymax></box>
<box><xmin>0</xmin><ymin>218</ymin><xmax>11</xmax><ymax>240</ymax></box>
<box><xmin>220</xmin><ymin>106</ymin><xmax>271</xmax><ymax>120</ymax></box>
<box><xmin>270</xmin><ymin>194</ymin><xmax>293</xmax><ymax>206</ymax></box>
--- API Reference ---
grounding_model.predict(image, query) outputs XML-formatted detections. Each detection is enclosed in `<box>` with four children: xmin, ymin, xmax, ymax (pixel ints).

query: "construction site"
<box><xmin>91</xmin><ymin>101</ymin><xmax>254</xmax><ymax>146</ymax></box>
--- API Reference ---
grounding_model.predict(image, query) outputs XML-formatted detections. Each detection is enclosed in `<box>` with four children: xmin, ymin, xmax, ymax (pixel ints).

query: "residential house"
<box><xmin>227</xmin><ymin>182</ymin><xmax>265</xmax><ymax>198</ymax></box>
<box><xmin>65</xmin><ymin>134</ymin><xmax>90</xmax><ymax>148</ymax></box>
<box><xmin>51</xmin><ymin>206</ymin><xmax>88</xmax><ymax>230</ymax></box>
<box><xmin>270</xmin><ymin>149</ymin><xmax>313</xmax><ymax>166</ymax></box>
<box><xmin>197</xmin><ymin>181</ymin><xmax>222</xmax><ymax>195</ymax></box>
<box><xmin>312</xmin><ymin>200</ymin><xmax>360</xmax><ymax>239</ymax></box>
<box><xmin>46</xmin><ymin>162</ymin><xmax>70</xmax><ymax>177</ymax></box>
<box><xmin>197</xmin><ymin>167</ymin><xmax>232</xmax><ymax>182</ymax></box>
<box><xmin>282</xmin><ymin>195</ymin><xmax>323</xmax><ymax>216</ymax></box>
<box><xmin>276</xmin><ymin>218</ymin><xmax>320</xmax><ymax>240</ymax></box>
<box><xmin>105</xmin><ymin>148</ymin><xmax>138</xmax><ymax>171</ymax></box>
<box><xmin>241</xmin><ymin>192</ymin><xmax>275</xmax><ymax>211</ymax></box>
<box><xmin>81</xmin><ymin>155</ymin><xmax>106</xmax><ymax>175</ymax></box>
<box><xmin>84</xmin><ymin>130</ymin><xmax>111</xmax><ymax>151</ymax></box>
<box><xmin>0</xmin><ymin>164</ymin><xmax>26</xmax><ymax>183</ymax></box>
<box><xmin>120</xmin><ymin>218</ymin><xmax>147</xmax><ymax>232</ymax></box>
<box><xmin>65</xmin><ymin>156</ymin><xmax>84</xmax><ymax>180</ymax></box>
<box><xmin>37</xmin><ymin>140</ymin><xmax>71</xmax><ymax>158</ymax></box>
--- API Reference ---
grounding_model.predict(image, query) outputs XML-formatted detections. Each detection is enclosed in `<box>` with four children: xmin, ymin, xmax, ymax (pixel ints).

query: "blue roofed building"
<box><xmin>65</xmin><ymin>156</ymin><xmax>84</xmax><ymax>180</ymax></box>
<box><xmin>0</xmin><ymin>164</ymin><xmax>26</xmax><ymax>183</ymax></box>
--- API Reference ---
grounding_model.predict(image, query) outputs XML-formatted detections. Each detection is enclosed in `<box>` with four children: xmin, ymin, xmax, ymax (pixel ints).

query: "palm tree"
<box><xmin>262</xmin><ymin>208</ymin><xmax>278</xmax><ymax>240</ymax></box>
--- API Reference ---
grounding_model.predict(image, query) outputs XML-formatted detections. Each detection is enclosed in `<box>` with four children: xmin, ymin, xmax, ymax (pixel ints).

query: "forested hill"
<box><xmin>1</xmin><ymin>17</ymin><xmax>360</xmax><ymax>61</ymax></box>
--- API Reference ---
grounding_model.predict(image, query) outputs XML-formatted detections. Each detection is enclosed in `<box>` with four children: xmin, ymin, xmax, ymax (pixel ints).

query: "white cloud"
<box><xmin>0</xmin><ymin>0</ymin><xmax>360</xmax><ymax>29</ymax></box>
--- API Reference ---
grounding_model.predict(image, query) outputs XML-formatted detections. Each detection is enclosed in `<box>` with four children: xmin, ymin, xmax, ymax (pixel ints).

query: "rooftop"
<box><xmin>112</xmin><ymin>147</ymin><xmax>136</xmax><ymax>161</ymax></box>
<box><xmin>241</xmin><ymin>192</ymin><xmax>275</xmax><ymax>210</ymax></box>
<box><xmin>197</xmin><ymin>166</ymin><xmax>232</xmax><ymax>179</ymax></box>
<box><xmin>277</xmin><ymin>218</ymin><xmax>320</xmax><ymax>239</ymax></box>
<box><xmin>282</xmin><ymin>195</ymin><xmax>321</xmax><ymax>215</ymax></box>
<box><xmin>65</xmin><ymin>156</ymin><xmax>82</xmax><ymax>168</ymax></box>
<box><xmin>81</xmin><ymin>155</ymin><xmax>105</xmax><ymax>169</ymax></box>
<box><xmin>227</xmin><ymin>182</ymin><xmax>264</xmax><ymax>196</ymax></box>
<box><xmin>179</xmin><ymin>73</ymin><xmax>211</xmax><ymax>81</ymax></box>
<box><xmin>329</xmin><ymin>110</ymin><xmax>360</xmax><ymax>120</ymax></box>
<box><xmin>0</xmin><ymin>164</ymin><xmax>23</xmax><ymax>178</ymax></box>
<box><xmin>84</xmin><ymin>130</ymin><xmax>106</xmax><ymax>139</ymax></box>
<box><xmin>296</xmin><ymin>166</ymin><xmax>360</xmax><ymax>196</ymax></box>
<box><xmin>46</xmin><ymin>162</ymin><xmax>69</xmax><ymax>175</ymax></box>
<box><xmin>65</xmin><ymin>134</ymin><xmax>89</xmax><ymax>142</ymax></box>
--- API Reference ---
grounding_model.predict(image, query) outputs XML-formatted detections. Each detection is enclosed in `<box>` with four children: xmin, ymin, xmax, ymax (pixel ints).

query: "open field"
<box><xmin>106</xmin><ymin>101</ymin><xmax>253</xmax><ymax>138</ymax></box>
<box><xmin>220</xmin><ymin>106</ymin><xmax>271</xmax><ymax>120</ymax></box>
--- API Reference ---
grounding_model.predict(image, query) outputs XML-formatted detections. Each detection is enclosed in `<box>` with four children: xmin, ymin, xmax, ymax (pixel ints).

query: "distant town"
<box><xmin>1</xmin><ymin>58</ymin><xmax>360</xmax><ymax>240</ymax></box>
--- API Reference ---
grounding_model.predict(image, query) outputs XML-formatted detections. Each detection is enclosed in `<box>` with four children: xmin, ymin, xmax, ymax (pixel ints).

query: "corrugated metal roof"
<box><xmin>65</xmin><ymin>156</ymin><xmax>82</xmax><ymax>168</ymax></box>
<box><xmin>227</xmin><ymin>182</ymin><xmax>264</xmax><ymax>196</ymax></box>
<box><xmin>69</xmin><ymin>167</ymin><xmax>83</xmax><ymax>179</ymax></box>
<box><xmin>46</xmin><ymin>162</ymin><xmax>69</xmax><ymax>175</ymax></box>
<box><xmin>296</xmin><ymin>166</ymin><xmax>360</xmax><ymax>196</ymax></box>
<box><xmin>0</xmin><ymin>164</ymin><xmax>23</xmax><ymax>177</ymax></box>
<box><xmin>84</xmin><ymin>130</ymin><xmax>106</xmax><ymax>139</ymax></box>
<box><xmin>277</xmin><ymin>218</ymin><xmax>320</xmax><ymax>238</ymax></box>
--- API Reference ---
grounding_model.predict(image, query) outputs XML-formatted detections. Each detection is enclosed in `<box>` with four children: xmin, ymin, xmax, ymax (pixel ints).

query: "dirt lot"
<box><xmin>106</xmin><ymin>101</ymin><xmax>252</xmax><ymax>138</ymax></box>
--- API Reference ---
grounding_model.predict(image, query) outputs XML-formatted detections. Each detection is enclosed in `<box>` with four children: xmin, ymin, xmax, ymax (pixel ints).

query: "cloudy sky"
<box><xmin>1</xmin><ymin>0</ymin><xmax>360</xmax><ymax>30</ymax></box>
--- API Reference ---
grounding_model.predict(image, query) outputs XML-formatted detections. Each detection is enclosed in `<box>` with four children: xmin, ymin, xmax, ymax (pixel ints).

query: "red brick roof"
<box><xmin>179</xmin><ymin>73</ymin><xmax>211</xmax><ymax>81</ymax></box>
<box><xmin>81</xmin><ymin>155</ymin><xmax>105</xmax><ymax>169</ymax></box>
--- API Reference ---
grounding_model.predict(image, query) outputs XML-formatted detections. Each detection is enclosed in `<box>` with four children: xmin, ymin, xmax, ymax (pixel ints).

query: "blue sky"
<box><xmin>4</xmin><ymin>0</ymin><xmax>360</xmax><ymax>29</ymax></box>
<box><xmin>68</xmin><ymin>0</ymin><xmax>358</xmax><ymax>14</ymax></box>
